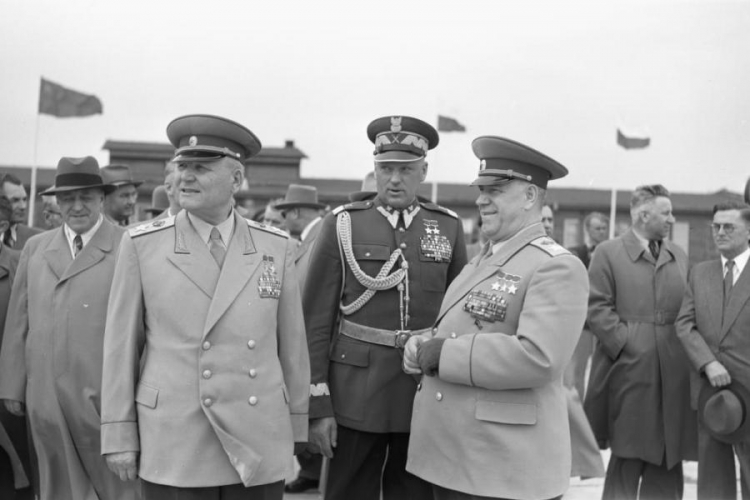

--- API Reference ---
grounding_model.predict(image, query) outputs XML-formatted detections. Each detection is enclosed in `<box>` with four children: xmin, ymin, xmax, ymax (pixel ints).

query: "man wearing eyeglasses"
<box><xmin>585</xmin><ymin>184</ymin><xmax>696</xmax><ymax>499</ymax></box>
<box><xmin>676</xmin><ymin>201</ymin><xmax>750</xmax><ymax>500</ymax></box>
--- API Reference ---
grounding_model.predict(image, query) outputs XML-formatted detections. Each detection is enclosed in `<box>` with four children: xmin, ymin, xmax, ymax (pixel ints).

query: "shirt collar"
<box><xmin>187</xmin><ymin>211</ymin><xmax>235</xmax><ymax>247</ymax></box>
<box><xmin>722</xmin><ymin>247</ymin><xmax>750</xmax><ymax>278</ymax></box>
<box><xmin>300</xmin><ymin>217</ymin><xmax>321</xmax><ymax>242</ymax></box>
<box><xmin>64</xmin><ymin>214</ymin><xmax>104</xmax><ymax>258</ymax></box>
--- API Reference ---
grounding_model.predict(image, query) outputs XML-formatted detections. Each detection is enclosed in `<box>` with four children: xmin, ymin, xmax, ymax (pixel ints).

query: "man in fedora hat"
<box><xmin>677</xmin><ymin>201</ymin><xmax>750</xmax><ymax>500</ymax></box>
<box><xmin>0</xmin><ymin>156</ymin><xmax>139</xmax><ymax>500</ymax></box>
<box><xmin>100</xmin><ymin>164</ymin><xmax>142</xmax><ymax>226</ymax></box>
<box><xmin>403</xmin><ymin>136</ymin><xmax>588</xmax><ymax>500</ymax></box>
<box><xmin>100</xmin><ymin>114</ymin><xmax>309</xmax><ymax>500</ymax></box>
<box><xmin>304</xmin><ymin>115</ymin><xmax>467</xmax><ymax>500</ymax></box>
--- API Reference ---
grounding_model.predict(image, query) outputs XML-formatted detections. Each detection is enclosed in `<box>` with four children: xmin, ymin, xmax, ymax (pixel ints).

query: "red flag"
<box><xmin>616</xmin><ymin>128</ymin><xmax>650</xmax><ymax>149</ymax></box>
<box><xmin>437</xmin><ymin>115</ymin><xmax>466</xmax><ymax>132</ymax></box>
<box><xmin>39</xmin><ymin>78</ymin><xmax>103</xmax><ymax>117</ymax></box>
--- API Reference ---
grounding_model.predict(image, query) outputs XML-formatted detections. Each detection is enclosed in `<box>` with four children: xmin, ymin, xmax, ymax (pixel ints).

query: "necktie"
<box><xmin>648</xmin><ymin>240</ymin><xmax>661</xmax><ymax>260</ymax></box>
<box><xmin>3</xmin><ymin>229</ymin><xmax>13</xmax><ymax>249</ymax></box>
<box><xmin>209</xmin><ymin>227</ymin><xmax>226</xmax><ymax>268</ymax></box>
<box><xmin>73</xmin><ymin>235</ymin><xmax>83</xmax><ymax>256</ymax></box>
<box><xmin>724</xmin><ymin>260</ymin><xmax>735</xmax><ymax>305</ymax></box>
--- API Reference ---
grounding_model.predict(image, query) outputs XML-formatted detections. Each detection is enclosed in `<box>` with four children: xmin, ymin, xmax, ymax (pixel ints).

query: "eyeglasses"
<box><xmin>711</xmin><ymin>223</ymin><xmax>738</xmax><ymax>235</ymax></box>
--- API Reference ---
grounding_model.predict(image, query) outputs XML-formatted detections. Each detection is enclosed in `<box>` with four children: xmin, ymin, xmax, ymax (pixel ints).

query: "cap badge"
<box><xmin>390</xmin><ymin>116</ymin><xmax>402</xmax><ymax>133</ymax></box>
<box><xmin>480</xmin><ymin>159</ymin><xmax>487</xmax><ymax>171</ymax></box>
<box><xmin>188</xmin><ymin>136</ymin><xmax>198</xmax><ymax>146</ymax></box>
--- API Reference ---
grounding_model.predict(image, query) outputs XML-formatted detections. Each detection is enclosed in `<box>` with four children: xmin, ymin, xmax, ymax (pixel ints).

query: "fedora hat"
<box><xmin>42</xmin><ymin>156</ymin><xmax>117</xmax><ymax>195</ymax></box>
<box><xmin>274</xmin><ymin>184</ymin><xmax>326</xmax><ymax>211</ymax></box>
<box><xmin>698</xmin><ymin>380</ymin><xmax>750</xmax><ymax>444</ymax></box>
<box><xmin>144</xmin><ymin>185</ymin><xmax>169</xmax><ymax>215</ymax></box>
<box><xmin>100</xmin><ymin>164</ymin><xmax>143</xmax><ymax>188</ymax></box>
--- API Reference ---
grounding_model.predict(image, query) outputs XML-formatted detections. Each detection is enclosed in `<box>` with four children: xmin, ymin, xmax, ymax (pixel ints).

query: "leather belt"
<box><xmin>339</xmin><ymin>319</ymin><xmax>431</xmax><ymax>349</ymax></box>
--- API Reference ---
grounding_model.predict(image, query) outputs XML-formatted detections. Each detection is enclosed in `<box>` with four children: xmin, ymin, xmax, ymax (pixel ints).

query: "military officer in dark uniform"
<box><xmin>303</xmin><ymin>115</ymin><xmax>467</xmax><ymax>500</ymax></box>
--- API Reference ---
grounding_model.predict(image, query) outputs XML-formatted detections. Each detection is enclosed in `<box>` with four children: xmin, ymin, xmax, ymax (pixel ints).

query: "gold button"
<box><xmin>203</xmin><ymin>398</ymin><xmax>213</xmax><ymax>407</ymax></box>
<box><xmin>432</xmin><ymin>328</ymin><xmax>438</xmax><ymax>334</ymax></box>
<box><xmin>399</xmin><ymin>228</ymin><xmax>405</xmax><ymax>233</ymax></box>
<box><xmin>247</xmin><ymin>340</ymin><xmax>256</xmax><ymax>349</ymax></box>
<box><xmin>202</xmin><ymin>370</ymin><xmax>212</xmax><ymax>379</ymax></box>
<box><xmin>399</xmin><ymin>243</ymin><xmax>407</xmax><ymax>249</ymax></box>
<box><xmin>248</xmin><ymin>396</ymin><xmax>258</xmax><ymax>405</ymax></box>
<box><xmin>450</xmin><ymin>332</ymin><xmax>457</xmax><ymax>339</ymax></box>
<box><xmin>365</xmin><ymin>252</ymin><xmax>371</xmax><ymax>257</ymax></box>
<box><xmin>202</xmin><ymin>341</ymin><xmax>211</xmax><ymax>350</ymax></box>
<box><xmin>249</xmin><ymin>369</ymin><xmax>257</xmax><ymax>378</ymax></box>
<box><xmin>436</xmin><ymin>392</ymin><xmax>443</xmax><ymax>401</ymax></box>
<box><xmin>341</xmin><ymin>354</ymin><xmax>346</xmax><ymax>359</ymax></box>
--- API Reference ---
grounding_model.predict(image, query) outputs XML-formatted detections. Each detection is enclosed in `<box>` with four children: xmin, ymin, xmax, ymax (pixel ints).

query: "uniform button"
<box><xmin>203</xmin><ymin>398</ymin><xmax>213</xmax><ymax>407</ymax></box>
<box><xmin>436</xmin><ymin>392</ymin><xmax>443</xmax><ymax>401</ymax></box>
<box><xmin>247</xmin><ymin>340</ymin><xmax>256</xmax><ymax>349</ymax></box>
<box><xmin>450</xmin><ymin>332</ymin><xmax>457</xmax><ymax>339</ymax></box>
<box><xmin>399</xmin><ymin>228</ymin><xmax>405</xmax><ymax>233</ymax></box>
<box><xmin>365</xmin><ymin>252</ymin><xmax>371</xmax><ymax>257</ymax></box>
<box><xmin>417</xmin><ymin>383</ymin><xmax>422</xmax><ymax>391</ymax></box>
<box><xmin>432</xmin><ymin>328</ymin><xmax>438</xmax><ymax>334</ymax></box>
<box><xmin>399</xmin><ymin>243</ymin><xmax>407</xmax><ymax>249</ymax></box>
<box><xmin>202</xmin><ymin>341</ymin><xmax>211</xmax><ymax>350</ymax></box>
<box><xmin>341</xmin><ymin>354</ymin><xmax>346</xmax><ymax>359</ymax></box>
<box><xmin>202</xmin><ymin>370</ymin><xmax>212</xmax><ymax>379</ymax></box>
<box><xmin>249</xmin><ymin>369</ymin><xmax>257</xmax><ymax>378</ymax></box>
<box><xmin>248</xmin><ymin>396</ymin><xmax>258</xmax><ymax>405</ymax></box>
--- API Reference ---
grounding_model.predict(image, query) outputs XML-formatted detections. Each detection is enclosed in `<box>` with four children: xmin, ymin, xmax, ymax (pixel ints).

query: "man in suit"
<box><xmin>100</xmin><ymin>114</ymin><xmax>309</xmax><ymax>500</ymax></box>
<box><xmin>0</xmin><ymin>174</ymin><xmax>41</xmax><ymax>249</ymax></box>
<box><xmin>404</xmin><ymin>136</ymin><xmax>589</xmax><ymax>500</ymax></box>
<box><xmin>100</xmin><ymin>164</ymin><xmax>142</xmax><ymax>226</ymax></box>
<box><xmin>676</xmin><ymin>201</ymin><xmax>750</xmax><ymax>500</ymax></box>
<box><xmin>585</xmin><ymin>184</ymin><xmax>696</xmax><ymax>499</ymax></box>
<box><xmin>0</xmin><ymin>157</ymin><xmax>138</xmax><ymax>500</ymax></box>
<box><xmin>276</xmin><ymin>184</ymin><xmax>326</xmax><ymax>494</ymax></box>
<box><xmin>304</xmin><ymin>115</ymin><xmax>467</xmax><ymax>500</ymax></box>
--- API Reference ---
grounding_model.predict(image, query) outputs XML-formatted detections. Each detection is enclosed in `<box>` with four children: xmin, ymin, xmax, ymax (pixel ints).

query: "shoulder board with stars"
<box><xmin>128</xmin><ymin>216</ymin><xmax>175</xmax><ymax>238</ymax></box>
<box><xmin>332</xmin><ymin>200</ymin><xmax>374</xmax><ymax>215</ymax></box>
<box><xmin>419</xmin><ymin>201</ymin><xmax>459</xmax><ymax>219</ymax></box>
<box><xmin>246</xmin><ymin>219</ymin><xmax>290</xmax><ymax>239</ymax></box>
<box><xmin>529</xmin><ymin>236</ymin><xmax>571</xmax><ymax>257</ymax></box>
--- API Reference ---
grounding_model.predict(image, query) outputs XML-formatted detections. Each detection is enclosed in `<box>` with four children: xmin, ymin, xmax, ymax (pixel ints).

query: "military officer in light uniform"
<box><xmin>304</xmin><ymin>116</ymin><xmax>467</xmax><ymax>500</ymax></box>
<box><xmin>404</xmin><ymin>136</ymin><xmax>589</xmax><ymax>500</ymax></box>
<box><xmin>100</xmin><ymin>115</ymin><xmax>309</xmax><ymax>500</ymax></box>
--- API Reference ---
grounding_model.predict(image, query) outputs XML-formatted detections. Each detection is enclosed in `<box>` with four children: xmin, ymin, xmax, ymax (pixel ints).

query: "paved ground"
<box><xmin>283</xmin><ymin>451</ymin><xmax>702</xmax><ymax>499</ymax></box>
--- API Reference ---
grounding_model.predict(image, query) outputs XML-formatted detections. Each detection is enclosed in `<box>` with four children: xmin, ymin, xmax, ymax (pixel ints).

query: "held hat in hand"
<box><xmin>42</xmin><ymin>156</ymin><xmax>117</xmax><ymax>195</ymax></box>
<box><xmin>367</xmin><ymin>115</ymin><xmax>439</xmax><ymax>163</ymax></box>
<box><xmin>167</xmin><ymin>114</ymin><xmax>262</xmax><ymax>163</ymax></box>
<box><xmin>274</xmin><ymin>184</ymin><xmax>326</xmax><ymax>211</ymax></box>
<box><xmin>471</xmin><ymin>136</ymin><xmax>568</xmax><ymax>189</ymax></box>
<box><xmin>100</xmin><ymin>164</ymin><xmax>143</xmax><ymax>188</ymax></box>
<box><xmin>698</xmin><ymin>380</ymin><xmax>750</xmax><ymax>444</ymax></box>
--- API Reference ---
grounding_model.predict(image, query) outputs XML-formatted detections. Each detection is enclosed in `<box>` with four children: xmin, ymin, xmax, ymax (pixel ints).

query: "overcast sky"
<box><xmin>2</xmin><ymin>0</ymin><xmax>748</xmax><ymax>194</ymax></box>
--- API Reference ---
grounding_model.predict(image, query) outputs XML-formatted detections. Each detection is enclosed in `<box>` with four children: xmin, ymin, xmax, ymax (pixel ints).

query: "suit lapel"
<box><xmin>166</xmin><ymin>211</ymin><xmax>220</xmax><ymax>298</ymax></box>
<box><xmin>702</xmin><ymin>260</ymin><xmax>724</xmax><ymax>338</ymax></box>
<box><xmin>59</xmin><ymin>221</ymin><xmax>117</xmax><ymax>283</ymax></box>
<box><xmin>721</xmin><ymin>261</ymin><xmax>750</xmax><ymax>338</ymax></box>
<box><xmin>203</xmin><ymin>213</ymin><xmax>260</xmax><ymax>338</ymax></box>
<box><xmin>43</xmin><ymin>227</ymin><xmax>73</xmax><ymax>280</ymax></box>
<box><xmin>436</xmin><ymin>224</ymin><xmax>545</xmax><ymax>322</ymax></box>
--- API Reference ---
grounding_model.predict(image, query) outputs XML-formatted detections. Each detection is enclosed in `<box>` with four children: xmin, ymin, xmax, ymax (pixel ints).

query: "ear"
<box><xmin>230</xmin><ymin>168</ymin><xmax>243</xmax><ymax>194</ymax></box>
<box><xmin>420</xmin><ymin>162</ymin><xmax>428</xmax><ymax>182</ymax></box>
<box><xmin>524</xmin><ymin>184</ymin><xmax>540</xmax><ymax>209</ymax></box>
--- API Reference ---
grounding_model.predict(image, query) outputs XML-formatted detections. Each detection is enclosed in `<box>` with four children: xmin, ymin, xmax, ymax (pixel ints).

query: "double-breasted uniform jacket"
<box><xmin>304</xmin><ymin>198</ymin><xmax>467</xmax><ymax>432</ymax></box>
<box><xmin>406</xmin><ymin>223</ymin><xmax>589</xmax><ymax>499</ymax></box>
<box><xmin>676</xmin><ymin>259</ymin><xmax>750</xmax><ymax>412</ymax></box>
<box><xmin>100</xmin><ymin>210</ymin><xmax>309</xmax><ymax>488</ymax></box>
<box><xmin>0</xmin><ymin>220</ymin><xmax>138</xmax><ymax>500</ymax></box>
<box><xmin>585</xmin><ymin>229</ymin><xmax>697</xmax><ymax>467</ymax></box>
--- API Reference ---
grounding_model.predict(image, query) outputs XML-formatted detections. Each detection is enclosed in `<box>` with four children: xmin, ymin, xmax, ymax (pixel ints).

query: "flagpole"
<box><xmin>29</xmin><ymin>110</ymin><xmax>41</xmax><ymax>227</ymax></box>
<box><xmin>608</xmin><ymin>187</ymin><xmax>617</xmax><ymax>240</ymax></box>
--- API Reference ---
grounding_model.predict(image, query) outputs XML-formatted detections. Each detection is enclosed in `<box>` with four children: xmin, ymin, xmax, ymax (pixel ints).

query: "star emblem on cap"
<box><xmin>189</xmin><ymin>136</ymin><xmax>197</xmax><ymax>146</ymax></box>
<box><xmin>390</xmin><ymin>116</ymin><xmax>402</xmax><ymax>133</ymax></box>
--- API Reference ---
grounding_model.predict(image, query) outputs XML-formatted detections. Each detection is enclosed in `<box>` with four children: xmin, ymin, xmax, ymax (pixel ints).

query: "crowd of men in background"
<box><xmin>0</xmin><ymin>113</ymin><xmax>747</xmax><ymax>500</ymax></box>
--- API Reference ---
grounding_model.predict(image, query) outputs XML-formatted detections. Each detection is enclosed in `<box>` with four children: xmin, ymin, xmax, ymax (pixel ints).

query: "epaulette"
<box><xmin>246</xmin><ymin>219</ymin><xmax>290</xmax><ymax>239</ymax></box>
<box><xmin>419</xmin><ymin>200</ymin><xmax>459</xmax><ymax>219</ymax></box>
<box><xmin>128</xmin><ymin>216</ymin><xmax>175</xmax><ymax>238</ymax></box>
<box><xmin>332</xmin><ymin>200</ymin><xmax>374</xmax><ymax>215</ymax></box>
<box><xmin>529</xmin><ymin>236</ymin><xmax>571</xmax><ymax>257</ymax></box>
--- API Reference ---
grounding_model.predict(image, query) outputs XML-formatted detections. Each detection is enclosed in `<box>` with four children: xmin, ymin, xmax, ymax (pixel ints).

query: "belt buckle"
<box><xmin>395</xmin><ymin>330</ymin><xmax>412</xmax><ymax>349</ymax></box>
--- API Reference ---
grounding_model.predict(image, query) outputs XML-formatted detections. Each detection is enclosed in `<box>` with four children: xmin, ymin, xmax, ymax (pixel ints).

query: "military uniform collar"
<box><xmin>375</xmin><ymin>198</ymin><xmax>421</xmax><ymax>229</ymax></box>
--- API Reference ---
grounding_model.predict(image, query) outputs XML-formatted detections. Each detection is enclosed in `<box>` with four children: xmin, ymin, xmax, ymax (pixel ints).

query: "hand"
<box><xmin>3</xmin><ymin>400</ymin><xmax>24</xmax><ymax>416</ymax></box>
<box><xmin>309</xmin><ymin>417</ymin><xmax>337</xmax><ymax>459</ymax></box>
<box><xmin>105</xmin><ymin>451</ymin><xmax>138</xmax><ymax>482</ymax></box>
<box><xmin>403</xmin><ymin>335</ymin><xmax>427</xmax><ymax>374</ymax></box>
<box><xmin>704</xmin><ymin>360</ymin><xmax>731</xmax><ymax>387</ymax></box>
<box><xmin>417</xmin><ymin>338</ymin><xmax>446</xmax><ymax>377</ymax></box>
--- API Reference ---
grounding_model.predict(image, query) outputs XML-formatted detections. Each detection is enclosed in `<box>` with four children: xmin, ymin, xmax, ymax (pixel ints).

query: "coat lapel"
<box><xmin>436</xmin><ymin>224</ymin><xmax>546</xmax><ymax>322</ymax></box>
<box><xmin>59</xmin><ymin>220</ymin><xmax>117</xmax><ymax>283</ymax></box>
<box><xmin>203</xmin><ymin>213</ymin><xmax>261</xmax><ymax>338</ymax></box>
<box><xmin>166</xmin><ymin>211</ymin><xmax>220</xmax><ymax>298</ymax></box>
<box><xmin>43</xmin><ymin>227</ymin><xmax>73</xmax><ymax>281</ymax></box>
<box><xmin>721</xmin><ymin>261</ymin><xmax>750</xmax><ymax>338</ymax></box>
<box><xmin>703</xmin><ymin>260</ymin><xmax>724</xmax><ymax>338</ymax></box>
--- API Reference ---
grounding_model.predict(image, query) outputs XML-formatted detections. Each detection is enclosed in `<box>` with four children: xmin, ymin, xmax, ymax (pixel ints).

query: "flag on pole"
<box><xmin>616</xmin><ymin>127</ymin><xmax>650</xmax><ymax>149</ymax></box>
<box><xmin>437</xmin><ymin>115</ymin><xmax>466</xmax><ymax>132</ymax></box>
<box><xmin>39</xmin><ymin>77</ymin><xmax>103</xmax><ymax>117</ymax></box>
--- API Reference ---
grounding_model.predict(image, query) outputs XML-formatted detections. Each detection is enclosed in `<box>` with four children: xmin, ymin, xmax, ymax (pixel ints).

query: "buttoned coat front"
<box><xmin>0</xmin><ymin>221</ymin><xmax>138</xmax><ymax>500</ymax></box>
<box><xmin>100</xmin><ymin>210</ymin><xmax>309</xmax><ymax>488</ymax></box>
<box><xmin>584</xmin><ymin>229</ymin><xmax>697</xmax><ymax>468</ymax></box>
<box><xmin>407</xmin><ymin>224</ymin><xmax>589</xmax><ymax>499</ymax></box>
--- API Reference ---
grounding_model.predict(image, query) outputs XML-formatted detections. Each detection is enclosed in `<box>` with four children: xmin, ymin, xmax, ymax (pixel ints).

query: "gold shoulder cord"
<box><xmin>336</xmin><ymin>211</ymin><xmax>411</xmax><ymax>329</ymax></box>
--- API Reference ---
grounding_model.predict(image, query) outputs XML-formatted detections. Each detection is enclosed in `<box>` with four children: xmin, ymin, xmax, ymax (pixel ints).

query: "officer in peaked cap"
<box><xmin>100</xmin><ymin>114</ymin><xmax>309</xmax><ymax>500</ymax></box>
<box><xmin>404</xmin><ymin>136</ymin><xmax>589</xmax><ymax>499</ymax></box>
<box><xmin>303</xmin><ymin>116</ymin><xmax>466</xmax><ymax>500</ymax></box>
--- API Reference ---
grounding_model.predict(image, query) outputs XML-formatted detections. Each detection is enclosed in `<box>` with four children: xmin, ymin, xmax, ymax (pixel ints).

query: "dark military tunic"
<box><xmin>304</xmin><ymin>197</ymin><xmax>467</xmax><ymax>433</ymax></box>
